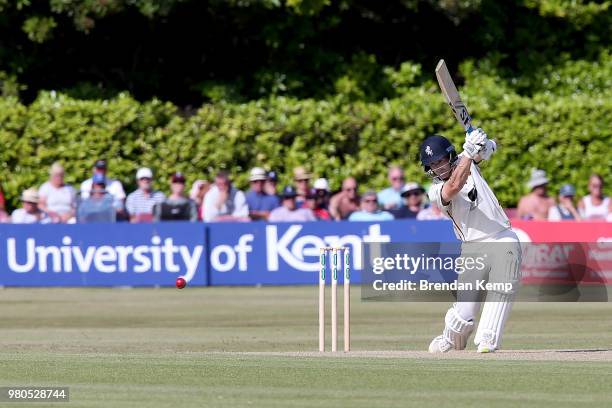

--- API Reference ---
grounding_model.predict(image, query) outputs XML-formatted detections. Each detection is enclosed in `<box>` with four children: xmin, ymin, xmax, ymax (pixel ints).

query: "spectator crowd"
<box><xmin>0</xmin><ymin>160</ymin><xmax>610</xmax><ymax>224</ymax></box>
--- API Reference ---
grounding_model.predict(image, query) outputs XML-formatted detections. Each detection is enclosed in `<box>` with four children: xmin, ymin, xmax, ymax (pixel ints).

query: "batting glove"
<box><xmin>462</xmin><ymin>141</ymin><xmax>482</xmax><ymax>159</ymax></box>
<box><xmin>465</xmin><ymin>127</ymin><xmax>488</xmax><ymax>146</ymax></box>
<box><xmin>479</xmin><ymin>139</ymin><xmax>497</xmax><ymax>161</ymax></box>
<box><xmin>463</xmin><ymin>128</ymin><xmax>487</xmax><ymax>159</ymax></box>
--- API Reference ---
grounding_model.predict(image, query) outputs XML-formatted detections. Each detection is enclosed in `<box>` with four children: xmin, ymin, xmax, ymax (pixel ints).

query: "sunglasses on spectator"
<box><xmin>404</xmin><ymin>192</ymin><xmax>421</xmax><ymax>197</ymax></box>
<box><xmin>296</xmin><ymin>179</ymin><xmax>309</xmax><ymax>183</ymax></box>
<box><xmin>139</xmin><ymin>177</ymin><xmax>152</xmax><ymax>181</ymax></box>
<box><xmin>391</xmin><ymin>176</ymin><xmax>404</xmax><ymax>181</ymax></box>
<box><xmin>343</xmin><ymin>187</ymin><xmax>357</xmax><ymax>192</ymax></box>
<box><xmin>363</xmin><ymin>199</ymin><xmax>377</xmax><ymax>203</ymax></box>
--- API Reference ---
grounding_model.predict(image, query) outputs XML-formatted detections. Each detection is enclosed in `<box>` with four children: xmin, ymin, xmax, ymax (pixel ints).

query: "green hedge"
<box><xmin>0</xmin><ymin>62</ymin><xmax>610</xmax><ymax>210</ymax></box>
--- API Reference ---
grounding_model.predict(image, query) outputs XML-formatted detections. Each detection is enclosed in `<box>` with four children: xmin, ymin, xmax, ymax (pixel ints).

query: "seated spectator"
<box><xmin>313</xmin><ymin>178</ymin><xmax>331</xmax><ymax>209</ymax></box>
<box><xmin>154</xmin><ymin>172</ymin><xmax>198</xmax><ymax>222</ymax></box>
<box><xmin>417</xmin><ymin>185</ymin><xmax>448</xmax><ymax>220</ymax></box>
<box><xmin>377</xmin><ymin>166</ymin><xmax>405</xmax><ymax>210</ymax></box>
<box><xmin>517</xmin><ymin>169</ymin><xmax>555</xmax><ymax>220</ymax></box>
<box><xmin>548</xmin><ymin>184</ymin><xmax>581</xmax><ymax>221</ymax></box>
<box><xmin>293</xmin><ymin>167</ymin><xmax>312</xmax><ymax>207</ymax></box>
<box><xmin>329</xmin><ymin>177</ymin><xmax>360</xmax><ymax>220</ymax></box>
<box><xmin>203</xmin><ymin>171</ymin><xmax>249</xmax><ymax>222</ymax></box>
<box><xmin>578</xmin><ymin>174</ymin><xmax>610</xmax><ymax>220</ymax></box>
<box><xmin>348</xmin><ymin>191</ymin><xmax>394</xmax><ymax>221</ymax></box>
<box><xmin>246</xmin><ymin>167</ymin><xmax>280</xmax><ymax>220</ymax></box>
<box><xmin>189</xmin><ymin>179</ymin><xmax>210</xmax><ymax>221</ymax></box>
<box><xmin>391</xmin><ymin>182</ymin><xmax>425</xmax><ymax>219</ymax></box>
<box><xmin>77</xmin><ymin>174</ymin><xmax>116</xmax><ymax>223</ymax></box>
<box><xmin>80</xmin><ymin>159</ymin><xmax>126</xmax><ymax>218</ymax></box>
<box><xmin>126</xmin><ymin>167</ymin><xmax>165</xmax><ymax>223</ymax></box>
<box><xmin>265</xmin><ymin>171</ymin><xmax>279</xmax><ymax>198</ymax></box>
<box><xmin>11</xmin><ymin>188</ymin><xmax>50</xmax><ymax>224</ymax></box>
<box><xmin>417</xmin><ymin>202</ymin><xmax>448</xmax><ymax>220</ymax></box>
<box><xmin>0</xmin><ymin>183</ymin><xmax>9</xmax><ymax>222</ymax></box>
<box><xmin>39</xmin><ymin>162</ymin><xmax>76</xmax><ymax>223</ymax></box>
<box><xmin>269</xmin><ymin>186</ymin><xmax>316</xmax><ymax>222</ymax></box>
<box><xmin>305</xmin><ymin>188</ymin><xmax>331</xmax><ymax>220</ymax></box>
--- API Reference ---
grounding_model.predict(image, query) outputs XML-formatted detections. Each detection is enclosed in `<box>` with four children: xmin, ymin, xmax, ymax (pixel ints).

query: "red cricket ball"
<box><xmin>175</xmin><ymin>277</ymin><xmax>187</xmax><ymax>289</ymax></box>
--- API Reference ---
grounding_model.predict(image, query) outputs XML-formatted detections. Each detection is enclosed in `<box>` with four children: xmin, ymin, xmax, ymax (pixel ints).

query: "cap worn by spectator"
<box><xmin>21</xmin><ymin>188</ymin><xmax>39</xmax><ymax>204</ymax></box>
<box><xmin>548</xmin><ymin>183</ymin><xmax>580</xmax><ymax>221</ymax></box>
<box><xmin>12</xmin><ymin>188</ymin><xmax>49</xmax><ymax>224</ymax></box>
<box><xmin>293</xmin><ymin>167</ymin><xmax>311</xmax><ymax>181</ymax></box>
<box><xmin>281</xmin><ymin>185</ymin><xmax>298</xmax><ymax>199</ymax></box>
<box><xmin>527</xmin><ymin>169</ymin><xmax>549</xmax><ymax>190</ymax></box>
<box><xmin>268</xmin><ymin>185</ymin><xmax>316</xmax><ymax>222</ymax></box>
<box><xmin>559</xmin><ymin>184</ymin><xmax>576</xmax><ymax>197</ymax></box>
<box><xmin>392</xmin><ymin>182</ymin><xmax>425</xmax><ymax>219</ymax></box>
<box><xmin>267</xmin><ymin>171</ymin><xmax>278</xmax><ymax>182</ymax></box>
<box><xmin>249</xmin><ymin>167</ymin><xmax>267</xmax><ymax>182</ymax></box>
<box><xmin>313</xmin><ymin>178</ymin><xmax>330</xmax><ymax>192</ymax></box>
<box><xmin>94</xmin><ymin>159</ymin><xmax>107</xmax><ymax>170</ymax></box>
<box><xmin>136</xmin><ymin>167</ymin><xmax>153</xmax><ymax>180</ymax></box>
<box><xmin>400</xmin><ymin>182</ymin><xmax>425</xmax><ymax>197</ymax></box>
<box><xmin>517</xmin><ymin>169</ymin><xmax>554</xmax><ymax>220</ymax></box>
<box><xmin>171</xmin><ymin>172</ymin><xmax>186</xmax><ymax>183</ymax></box>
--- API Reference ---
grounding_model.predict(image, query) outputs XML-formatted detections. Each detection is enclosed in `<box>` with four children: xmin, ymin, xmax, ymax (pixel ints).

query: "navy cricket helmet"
<box><xmin>419</xmin><ymin>135</ymin><xmax>456</xmax><ymax>169</ymax></box>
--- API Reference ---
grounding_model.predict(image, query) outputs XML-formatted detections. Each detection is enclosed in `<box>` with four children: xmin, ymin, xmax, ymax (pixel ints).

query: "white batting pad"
<box><xmin>443</xmin><ymin>307</ymin><xmax>474</xmax><ymax>350</ymax></box>
<box><xmin>473</xmin><ymin>292</ymin><xmax>514</xmax><ymax>348</ymax></box>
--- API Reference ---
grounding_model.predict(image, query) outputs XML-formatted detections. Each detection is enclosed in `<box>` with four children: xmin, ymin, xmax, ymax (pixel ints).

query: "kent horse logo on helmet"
<box><xmin>425</xmin><ymin>146</ymin><xmax>433</xmax><ymax>156</ymax></box>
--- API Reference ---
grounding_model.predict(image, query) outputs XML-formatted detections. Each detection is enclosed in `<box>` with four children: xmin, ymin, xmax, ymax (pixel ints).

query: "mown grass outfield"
<box><xmin>1</xmin><ymin>287</ymin><xmax>611</xmax><ymax>407</ymax></box>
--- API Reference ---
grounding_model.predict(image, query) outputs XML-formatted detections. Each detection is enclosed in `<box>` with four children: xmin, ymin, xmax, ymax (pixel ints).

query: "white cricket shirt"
<box><xmin>429</xmin><ymin>159</ymin><xmax>510</xmax><ymax>242</ymax></box>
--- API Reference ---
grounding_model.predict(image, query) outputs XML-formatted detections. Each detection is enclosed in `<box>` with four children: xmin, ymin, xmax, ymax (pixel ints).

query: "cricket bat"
<box><xmin>435</xmin><ymin>59</ymin><xmax>473</xmax><ymax>132</ymax></box>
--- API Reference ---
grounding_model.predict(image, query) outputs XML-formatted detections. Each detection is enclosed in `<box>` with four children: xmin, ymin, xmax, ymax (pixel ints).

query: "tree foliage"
<box><xmin>0</xmin><ymin>0</ymin><xmax>608</xmax><ymax>104</ymax></box>
<box><xmin>0</xmin><ymin>53</ymin><xmax>609</xmax><ymax>210</ymax></box>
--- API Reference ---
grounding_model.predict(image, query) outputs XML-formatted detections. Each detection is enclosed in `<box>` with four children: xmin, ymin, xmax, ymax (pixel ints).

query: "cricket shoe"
<box><xmin>428</xmin><ymin>335</ymin><xmax>453</xmax><ymax>353</ymax></box>
<box><xmin>476</xmin><ymin>332</ymin><xmax>497</xmax><ymax>353</ymax></box>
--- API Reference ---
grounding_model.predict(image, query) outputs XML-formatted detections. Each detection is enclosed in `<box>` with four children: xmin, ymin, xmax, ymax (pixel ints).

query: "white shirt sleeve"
<box><xmin>80</xmin><ymin>179</ymin><xmax>92</xmax><ymax>199</ymax></box>
<box><xmin>203</xmin><ymin>187</ymin><xmax>219</xmax><ymax>222</ymax></box>
<box><xmin>428</xmin><ymin>182</ymin><xmax>447</xmax><ymax>208</ymax></box>
<box><xmin>109</xmin><ymin>180</ymin><xmax>126</xmax><ymax>200</ymax></box>
<box><xmin>578</xmin><ymin>197</ymin><xmax>587</xmax><ymax>218</ymax></box>
<box><xmin>547</xmin><ymin>206</ymin><xmax>561</xmax><ymax>221</ymax></box>
<box><xmin>38</xmin><ymin>182</ymin><xmax>51</xmax><ymax>199</ymax></box>
<box><xmin>305</xmin><ymin>209</ymin><xmax>316</xmax><ymax>221</ymax></box>
<box><xmin>268</xmin><ymin>208</ymin><xmax>281</xmax><ymax>222</ymax></box>
<box><xmin>232</xmin><ymin>190</ymin><xmax>249</xmax><ymax>218</ymax></box>
<box><xmin>68</xmin><ymin>185</ymin><xmax>77</xmax><ymax>209</ymax></box>
<box><xmin>11</xmin><ymin>209</ymin><xmax>25</xmax><ymax>223</ymax></box>
<box><xmin>125</xmin><ymin>193</ymin><xmax>135</xmax><ymax>215</ymax></box>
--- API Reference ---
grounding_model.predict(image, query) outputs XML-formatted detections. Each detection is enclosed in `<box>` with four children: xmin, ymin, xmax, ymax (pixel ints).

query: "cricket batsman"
<box><xmin>420</xmin><ymin>128</ymin><xmax>522</xmax><ymax>353</ymax></box>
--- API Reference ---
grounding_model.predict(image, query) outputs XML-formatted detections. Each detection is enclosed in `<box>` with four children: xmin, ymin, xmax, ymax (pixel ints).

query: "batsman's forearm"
<box><xmin>442</xmin><ymin>155</ymin><xmax>472</xmax><ymax>202</ymax></box>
